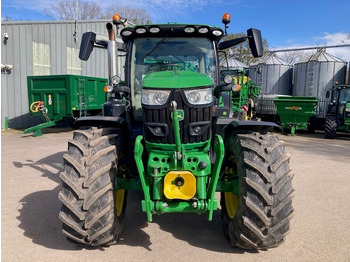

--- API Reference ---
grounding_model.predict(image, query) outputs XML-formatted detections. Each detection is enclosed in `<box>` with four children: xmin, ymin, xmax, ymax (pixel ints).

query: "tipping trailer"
<box><xmin>24</xmin><ymin>75</ymin><xmax>107</xmax><ymax>136</ymax></box>
<box><xmin>274</xmin><ymin>96</ymin><xmax>318</xmax><ymax>135</ymax></box>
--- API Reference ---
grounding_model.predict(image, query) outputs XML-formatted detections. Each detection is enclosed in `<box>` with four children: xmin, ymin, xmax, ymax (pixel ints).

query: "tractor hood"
<box><xmin>142</xmin><ymin>71</ymin><xmax>212</xmax><ymax>89</ymax></box>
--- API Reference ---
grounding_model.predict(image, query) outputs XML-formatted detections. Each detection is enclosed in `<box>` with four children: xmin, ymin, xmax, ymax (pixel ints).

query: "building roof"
<box><xmin>253</xmin><ymin>52</ymin><xmax>291</xmax><ymax>66</ymax></box>
<box><xmin>303</xmin><ymin>49</ymin><xmax>345</xmax><ymax>62</ymax></box>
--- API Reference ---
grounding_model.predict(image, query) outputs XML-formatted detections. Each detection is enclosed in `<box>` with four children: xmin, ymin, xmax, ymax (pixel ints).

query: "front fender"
<box><xmin>215</xmin><ymin>118</ymin><xmax>279</xmax><ymax>139</ymax></box>
<box><xmin>74</xmin><ymin>116</ymin><xmax>126</xmax><ymax>128</ymax></box>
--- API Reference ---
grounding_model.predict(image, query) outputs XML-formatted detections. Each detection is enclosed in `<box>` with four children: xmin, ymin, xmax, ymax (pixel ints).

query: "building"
<box><xmin>1</xmin><ymin>19</ymin><xmax>126</xmax><ymax>129</ymax></box>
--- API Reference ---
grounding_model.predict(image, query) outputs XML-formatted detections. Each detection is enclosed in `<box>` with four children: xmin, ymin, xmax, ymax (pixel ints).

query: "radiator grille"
<box><xmin>143</xmin><ymin>90</ymin><xmax>212</xmax><ymax>144</ymax></box>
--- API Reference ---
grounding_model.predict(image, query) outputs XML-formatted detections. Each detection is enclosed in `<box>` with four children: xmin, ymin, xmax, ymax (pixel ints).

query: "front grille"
<box><xmin>143</xmin><ymin>90</ymin><xmax>212</xmax><ymax>144</ymax></box>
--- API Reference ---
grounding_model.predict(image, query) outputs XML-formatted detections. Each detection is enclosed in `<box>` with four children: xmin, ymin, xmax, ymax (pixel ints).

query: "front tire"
<box><xmin>58</xmin><ymin>126</ymin><xmax>127</xmax><ymax>246</ymax></box>
<box><xmin>221</xmin><ymin>132</ymin><xmax>294</xmax><ymax>249</ymax></box>
<box><xmin>325</xmin><ymin>116</ymin><xmax>337</xmax><ymax>139</ymax></box>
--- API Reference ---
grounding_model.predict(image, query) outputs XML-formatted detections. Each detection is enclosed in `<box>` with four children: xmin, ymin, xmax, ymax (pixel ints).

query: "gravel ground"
<box><xmin>1</xmin><ymin>128</ymin><xmax>350</xmax><ymax>262</ymax></box>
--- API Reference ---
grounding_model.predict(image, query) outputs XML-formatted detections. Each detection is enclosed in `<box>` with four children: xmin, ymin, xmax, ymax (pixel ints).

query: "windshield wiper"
<box><xmin>142</xmin><ymin>33</ymin><xmax>171</xmax><ymax>60</ymax></box>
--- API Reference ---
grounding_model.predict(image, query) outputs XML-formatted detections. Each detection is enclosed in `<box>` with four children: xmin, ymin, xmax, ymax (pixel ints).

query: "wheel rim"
<box><xmin>225</xmin><ymin>191</ymin><xmax>238</xmax><ymax>219</ymax></box>
<box><xmin>115</xmin><ymin>189</ymin><xmax>125</xmax><ymax>216</ymax></box>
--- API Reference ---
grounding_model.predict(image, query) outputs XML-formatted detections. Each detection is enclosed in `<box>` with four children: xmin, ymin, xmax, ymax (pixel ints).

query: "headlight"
<box><xmin>142</xmin><ymin>89</ymin><xmax>171</xmax><ymax>105</ymax></box>
<box><xmin>232</xmin><ymin>84</ymin><xmax>241</xmax><ymax>92</ymax></box>
<box><xmin>184</xmin><ymin>88</ymin><xmax>213</xmax><ymax>105</ymax></box>
<box><xmin>111</xmin><ymin>75</ymin><xmax>121</xmax><ymax>86</ymax></box>
<box><xmin>345</xmin><ymin>107</ymin><xmax>350</xmax><ymax>112</ymax></box>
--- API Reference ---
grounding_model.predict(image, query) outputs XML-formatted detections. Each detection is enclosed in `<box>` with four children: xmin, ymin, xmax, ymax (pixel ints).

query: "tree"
<box><xmin>44</xmin><ymin>0</ymin><xmax>152</xmax><ymax>24</ymax></box>
<box><xmin>277</xmin><ymin>50</ymin><xmax>313</xmax><ymax>65</ymax></box>
<box><xmin>103</xmin><ymin>5</ymin><xmax>152</xmax><ymax>24</ymax></box>
<box><xmin>2</xmin><ymin>15</ymin><xmax>12</xmax><ymax>21</ymax></box>
<box><xmin>221</xmin><ymin>33</ymin><xmax>269</xmax><ymax>66</ymax></box>
<box><xmin>45</xmin><ymin>0</ymin><xmax>102</xmax><ymax>20</ymax></box>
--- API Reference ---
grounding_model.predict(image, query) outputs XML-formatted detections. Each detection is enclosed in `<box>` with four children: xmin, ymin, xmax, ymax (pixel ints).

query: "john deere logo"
<box><xmin>285</xmin><ymin>106</ymin><xmax>302</xmax><ymax>111</ymax></box>
<box><xmin>88</xmin><ymin>95</ymin><xmax>95</xmax><ymax>102</ymax></box>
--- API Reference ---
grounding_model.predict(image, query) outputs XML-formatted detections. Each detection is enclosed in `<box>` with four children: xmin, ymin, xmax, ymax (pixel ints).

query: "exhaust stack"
<box><xmin>106</xmin><ymin>22</ymin><xmax>118</xmax><ymax>85</ymax></box>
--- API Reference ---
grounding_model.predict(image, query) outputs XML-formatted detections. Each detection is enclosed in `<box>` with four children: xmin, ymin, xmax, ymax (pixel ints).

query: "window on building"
<box><xmin>33</xmin><ymin>42</ymin><xmax>51</xmax><ymax>75</ymax></box>
<box><xmin>67</xmin><ymin>47</ymin><xmax>82</xmax><ymax>75</ymax></box>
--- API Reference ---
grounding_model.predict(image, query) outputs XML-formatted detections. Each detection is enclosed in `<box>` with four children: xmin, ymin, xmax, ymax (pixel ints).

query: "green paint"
<box><xmin>171</xmin><ymin>108</ymin><xmax>183</xmax><ymax>156</ymax></box>
<box><xmin>207</xmin><ymin>135</ymin><xmax>224</xmax><ymax>220</ymax></box>
<box><xmin>274</xmin><ymin>96</ymin><xmax>318</xmax><ymax>134</ymax></box>
<box><xmin>23</xmin><ymin>120</ymin><xmax>58</xmax><ymax>137</ymax></box>
<box><xmin>4</xmin><ymin>117</ymin><xmax>8</xmax><ymax>130</ymax></box>
<box><xmin>143</xmin><ymin>71</ymin><xmax>212</xmax><ymax>89</ymax></box>
<box><xmin>134</xmin><ymin>135</ymin><xmax>153</xmax><ymax>221</ymax></box>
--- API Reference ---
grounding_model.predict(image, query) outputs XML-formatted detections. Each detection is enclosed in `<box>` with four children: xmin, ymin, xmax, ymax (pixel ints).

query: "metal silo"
<box><xmin>220</xmin><ymin>57</ymin><xmax>248</xmax><ymax>70</ymax></box>
<box><xmin>293</xmin><ymin>49</ymin><xmax>347</xmax><ymax>98</ymax></box>
<box><xmin>249</xmin><ymin>52</ymin><xmax>293</xmax><ymax>95</ymax></box>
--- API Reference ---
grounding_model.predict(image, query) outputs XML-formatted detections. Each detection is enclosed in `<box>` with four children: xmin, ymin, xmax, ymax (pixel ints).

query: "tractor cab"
<box><xmin>120</xmin><ymin>24</ymin><xmax>223</xmax><ymax>121</ymax></box>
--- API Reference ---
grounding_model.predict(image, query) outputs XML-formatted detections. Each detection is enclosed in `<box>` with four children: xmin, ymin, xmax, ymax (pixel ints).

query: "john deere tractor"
<box><xmin>325</xmin><ymin>83</ymin><xmax>350</xmax><ymax>138</ymax></box>
<box><xmin>58</xmin><ymin>13</ymin><xmax>294</xmax><ymax>249</ymax></box>
<box><xmin>220</xmin><ymin>68</ymin><xmax>260</xmax><ymax>120</ymax></box>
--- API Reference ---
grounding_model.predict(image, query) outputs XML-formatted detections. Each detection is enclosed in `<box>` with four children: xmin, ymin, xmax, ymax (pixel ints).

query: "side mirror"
<box><xmin>79</xmin><ymin>32</ymin><xmax>96</xmax><ymax>61</ymax></box>
<box><xmin>247</xmin><ymin>28</ymin><xmax>263</xmax><ymax>58</ymax></box>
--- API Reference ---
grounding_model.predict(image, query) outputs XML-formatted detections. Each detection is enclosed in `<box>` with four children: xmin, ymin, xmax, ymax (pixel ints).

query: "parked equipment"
<box><xmin>24</xmin><ymin>75</ymin><xmax>107</xmax><ymax>136</ymax></box>
<box><xmin>274</xmin><ymin>96</ymin><xmax>318</xmax><ymax>135</ymax></box>
<box><xmin>325</xmin><ymin>84</ymin><xmax>350</xmax><ymax>138</ymax></box>
<box><xmin>221</xmin><ymin>68</ymin><xmax>260</xmax><ymax>120</ymax></box>
<box><xmin>58</xmin><ymin>13</ymin><xmax>294</xmax><ymax>249</ymax></box>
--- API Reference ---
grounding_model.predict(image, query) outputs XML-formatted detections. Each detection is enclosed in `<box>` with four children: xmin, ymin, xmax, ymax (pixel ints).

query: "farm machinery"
<box><xmin>58</xmin><ymin>13</ymin><xmax>294</xmax><ymax>249</ymax></box>
<box><xmin>325</xmin><ymin>83</ymin><xmax>350</xmax><ymax>138</ymax></box>
<box><xmin>220</xmin><ymin>68</ymin><xmax>261</xmax><ymax>120</ymax></box>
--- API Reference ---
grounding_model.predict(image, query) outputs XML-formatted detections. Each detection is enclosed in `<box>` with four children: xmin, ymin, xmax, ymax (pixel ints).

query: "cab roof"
<box><xmin>120</xmin><ymin>23</ymin><xmax>224</xmax><ymax>42</ymax></box>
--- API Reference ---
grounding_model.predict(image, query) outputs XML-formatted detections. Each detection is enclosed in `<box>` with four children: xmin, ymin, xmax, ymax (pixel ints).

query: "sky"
<box><xmin>2</xmin><ymin>0</ymin><xmax>350</xmax><ymax>62</ymax></box>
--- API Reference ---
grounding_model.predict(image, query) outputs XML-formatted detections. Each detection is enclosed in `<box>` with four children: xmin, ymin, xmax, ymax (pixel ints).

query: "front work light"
<box><xmin>142</xmin><ymin>89</ymin><xmax>171</xmax><ymax>106</ymax></box>
<box><xmin>184</xmin><ymin>88</ymin><xmax>213</xmax><ymax>105</ymax></box>
<box><xmin>111</xmin><ymin>75</ymin><xmax>121</xmax><ymax>86</ymax></box>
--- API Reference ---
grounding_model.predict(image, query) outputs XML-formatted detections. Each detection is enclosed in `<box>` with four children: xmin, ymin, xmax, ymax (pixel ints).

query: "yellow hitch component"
<box><xmin>115</xmin><ymin>189</ymin><xmax>125</xmax><ymax>216</ymax></box>
<box><xmin>225</xmin><ymin>192</ymin><xmax>238</xmax><ymax>219</ymax></box>
<box><xmin>164</xmin><ymin>171</ymin><xmax>196</xmax><ymax>200</ymax></box>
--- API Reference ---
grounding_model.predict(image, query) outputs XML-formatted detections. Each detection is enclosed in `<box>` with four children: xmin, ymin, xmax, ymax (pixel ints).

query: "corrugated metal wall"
<box><xmin>1</xmin><ymin>20</ymin><xmax>125</xmax><ymax>129</ymax></box>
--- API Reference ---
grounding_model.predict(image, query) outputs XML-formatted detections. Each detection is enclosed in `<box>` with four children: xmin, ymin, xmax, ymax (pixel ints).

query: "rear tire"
<box><xmin>221</xmin><ymin>132</ymin><xmax>294</xmax><ymax>249</ymax></box>
<box><xmin>308</xmin><ymin>117</ymin><xmax>317</xmax><ymax>133</ymax></box>
<box><xmin>325</xmin><ymin>116</ymin><xmax>337</xmax><ymax>139</ymax></box>
<box><xmin>59</xmin><ymin>126</ymin><xmax>127</xmax><ymax>246</ymax></box>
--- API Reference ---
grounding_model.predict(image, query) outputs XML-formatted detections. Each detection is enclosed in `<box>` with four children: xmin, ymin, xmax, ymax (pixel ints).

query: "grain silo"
<box><xmin>293</xmin><ymin>49</ymin><xmax>347</xmax><ymax>98</ymax></box>
<box><xmin>220</xmin><ymin>57</ymin><xmax>248</xmax><ymax>70</ymax></box>
<box><xmin>249</xmin><ymin>52</ymin><xmax>293</xmax><ymax>95</ymax></box>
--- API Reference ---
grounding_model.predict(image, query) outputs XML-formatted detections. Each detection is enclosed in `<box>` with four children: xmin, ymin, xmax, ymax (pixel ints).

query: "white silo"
<box><xmin>220</xmin><ymin>57</ymin><xmax>248</xmax><ymax>70</ymax></box>
<box><xmin>249</xmin><ymin>52</ymin><xmax>293</xmax><ymax>95</ymax></box>
<box><xmin>293</xmin><ymin>49</ymin><xmax>347</xmax><ymax>98</ymax></box>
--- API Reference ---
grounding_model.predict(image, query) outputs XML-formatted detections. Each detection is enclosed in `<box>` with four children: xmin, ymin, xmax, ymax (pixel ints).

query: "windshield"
<box><xmin>130</xmin><ymin>37</ymin><xmax>217</xmax><ymax>120</ymax></box>
<box><xmin>339</xmin><ymin>88</ymin><xmax>350</xmax><ymax>103</ymax></box>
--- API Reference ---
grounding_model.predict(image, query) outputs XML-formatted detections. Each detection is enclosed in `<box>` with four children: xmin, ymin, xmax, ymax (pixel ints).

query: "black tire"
<box><xmin>325</xmin><ymin>116</ymin><xmax>337</xmax><ymax>139</ymax></box>
<box><xmin>58</xmin><ymin>126</ymin><xmax>127</xmax><ymax>246</ymax></box>
<box><xmin>221</xmin><ymin>132</ymin><xmax>294</xmax><ymax>249</ymax></box>
<box><xmin>308</xmin><ymin>117</ymin><xmax>317</xmax><ymax>133</ymax></box>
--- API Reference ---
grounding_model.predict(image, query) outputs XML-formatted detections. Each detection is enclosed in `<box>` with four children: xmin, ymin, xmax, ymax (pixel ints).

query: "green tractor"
<box><xmin>220</xmin><ymin>68</ymin><xmax>260</xmax><ymax>120</ymax></box>
<box><xmin>58</xmin><ymin>13</ymin><xmax>294</xmax><ymax>249</ymax></box>
<box><xmin>325</xmin><ymin>83</ymin><xmax>350</xmax><ymax>138</ymax></box>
